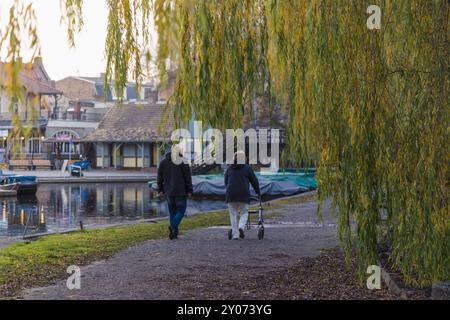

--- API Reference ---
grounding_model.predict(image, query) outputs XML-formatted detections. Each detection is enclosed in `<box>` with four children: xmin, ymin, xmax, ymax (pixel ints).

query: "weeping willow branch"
<box><xmin>60</xmin><ymin>0</ymin><xmax>84</xmax><ymax>48</ymax></box>
<box><xmin>0</xmin><ymin>0</ymin><xmax>41</xmax><ymax>153</ymax></box>
<box><xmin>104</xmin><ymin>0</ymin><xmax>153</xmax><ymax>105</ymax></box>
<box><xmin>267</xmin><ymin>0</ymin><xmax>449</xmax><ymax>286</ymax></box>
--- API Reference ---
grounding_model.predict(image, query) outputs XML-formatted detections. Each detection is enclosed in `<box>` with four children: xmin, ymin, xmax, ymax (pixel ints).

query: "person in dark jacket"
<box><xmin>157</xmin><ymin>145</ymin><xmax>193</xmax><ymax>240</ymax></box>
<box><xmin>224</xmin><ymin>151</ymin><xmax>260</xmax><ymax>240</ymax></box>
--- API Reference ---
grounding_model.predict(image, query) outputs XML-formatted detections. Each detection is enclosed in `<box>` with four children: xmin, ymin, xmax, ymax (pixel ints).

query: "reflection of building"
<box><xmin>84</xmin><ymin>103</ymin><xmax>173</xmax><ymax>169</ymax></box>
<box><xmin>0</xmin><ymin>58</ymin><xmax>62</xmax><ymax>161</ymax></box>
<box><xmin>0</xmin><ymin>198</ymin><xmax>46</xmax><ymax>236</ymax></box>
<box><xmin>95</xmin><ymin>184</ymin><xmax>154</xmax><ymax>217</ymax></box>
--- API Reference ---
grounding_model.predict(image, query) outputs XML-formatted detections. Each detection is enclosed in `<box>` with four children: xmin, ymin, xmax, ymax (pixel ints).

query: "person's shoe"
<box><xmin>232</xmin><ymin>237</ymin><xmax>239</xmax><ymax>240</ymax></box>
<box><xmin>239</xmin><ymin>228</ymin><xmax>245</xmax><ymax>239</ymax></box>
<box><xmin>168</xmin><ymin>226</ymin><xmax>175</xmax><ymax>240</ymax></box>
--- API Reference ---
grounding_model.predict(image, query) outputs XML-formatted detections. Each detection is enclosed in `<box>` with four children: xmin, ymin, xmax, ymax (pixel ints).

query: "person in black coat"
<box><xmin>224</xmin><ymin>151</ymin><xmax>260</xmax><ymax>240</ymax></box>
<box><xmin>157</xmin><ymin>145</ymin><xmax>193</xmax><ymax>240</ymax></box>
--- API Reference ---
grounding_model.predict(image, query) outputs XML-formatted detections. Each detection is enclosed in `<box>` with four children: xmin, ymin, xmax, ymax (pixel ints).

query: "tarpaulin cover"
<box><xmin>149</xmin><ymin>171</ymin><xmax>317</xmax><ymax>198</ymax></box>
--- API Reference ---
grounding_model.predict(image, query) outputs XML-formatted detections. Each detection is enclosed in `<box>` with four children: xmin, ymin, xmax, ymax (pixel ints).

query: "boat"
<box><xmin>1</xmin><ymin>175</ymin><xmax>38</xmax><ymax>195</ymax></box>
<box><xmin>0</xmin><ymin>177</ymin><xmax>19</xmax><ymax>196</ymax></box>
<box><xmin>0</xmin><ymin>182</ymin><xmax>19</xmax><ymax>191</ymax></box>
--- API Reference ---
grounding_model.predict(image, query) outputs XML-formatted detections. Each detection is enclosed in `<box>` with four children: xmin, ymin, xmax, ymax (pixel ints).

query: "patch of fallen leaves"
<box><xmin>164</xmin><ymin>248</ymin><xmax>428</xmax><ymax>300</ymax></box>
<box><xmin>237</xmin><ymin>248</ymin><xmax>397</xmax><ymax>300</ymax></box>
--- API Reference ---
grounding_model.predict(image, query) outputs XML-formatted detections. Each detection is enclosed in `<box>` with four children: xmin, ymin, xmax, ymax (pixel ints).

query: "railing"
<box><xmin>190</xmin><ymin>129</ymin><xmax>286</xmax><ymax>175</ymax></box>
<box><xmin>0</xmin><ymin>111</ymin><xmax>50</xmax><ymax>121</ymax></box>
<box><xmin>49</xmin><ymin>112</ymin><xmax>105</xmax><ymax>122</ymax></box>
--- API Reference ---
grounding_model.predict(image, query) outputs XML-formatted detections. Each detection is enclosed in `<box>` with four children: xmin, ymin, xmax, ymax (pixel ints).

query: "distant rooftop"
<box><xmin>57</xmin><ymin>73</ymin><xmax>157</xmax><ymax>102</ymax></box>
<box><xmin>0</xmin><ymin>58</ymin><xmax>62</xmax><ymax>96</ymax></box>
<box><xmin>84</xmin><ymin>103</ymin><xmax>173</xmax><ymax>143</ymax></box>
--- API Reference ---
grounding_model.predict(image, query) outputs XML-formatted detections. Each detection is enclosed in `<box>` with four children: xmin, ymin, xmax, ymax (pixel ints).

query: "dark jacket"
<box><xmin>224</xmin><ymin>164</ymin><xmax>260</xmax><ymax>204</ymax></box>
<box><xmin>157</xmin><ymin>152</ymin><xmax>193</xmax><ymax>197</ymax></box>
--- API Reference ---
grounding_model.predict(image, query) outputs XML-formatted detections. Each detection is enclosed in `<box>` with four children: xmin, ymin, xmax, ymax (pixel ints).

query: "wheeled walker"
<box><xmin>228</xmin><ymin>198</ymin><xmax>265</xmax><ymax>240</ymax></box>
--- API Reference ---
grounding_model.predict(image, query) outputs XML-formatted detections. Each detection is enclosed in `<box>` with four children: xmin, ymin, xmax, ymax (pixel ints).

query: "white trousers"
<box><xmin>228</xmin><ymin>202</ymin><xmax>249</xmax><ymax>239</ymax></box>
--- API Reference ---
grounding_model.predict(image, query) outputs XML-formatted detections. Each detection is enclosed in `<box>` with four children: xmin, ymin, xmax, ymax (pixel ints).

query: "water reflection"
<box><xmin>0</xmin><ymin>183</ymin><xmax>227</xmax><ymax>237</ymax></box>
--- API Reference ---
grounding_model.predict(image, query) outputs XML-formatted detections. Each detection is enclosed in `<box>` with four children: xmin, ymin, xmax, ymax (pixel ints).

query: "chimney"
<box><xmin>74</xmin><ymin>101</ymin><xmax>82</xmax><ymax>120</ymax></box>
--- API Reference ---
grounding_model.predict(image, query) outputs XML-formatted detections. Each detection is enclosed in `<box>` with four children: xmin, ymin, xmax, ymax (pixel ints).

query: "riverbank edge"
<box><xmin>0</xmin><ymin>192</ymin><xmax>316</xmax><ymax>299</ymax></box>
<box><xmin>37</xmin><ymin>176</ymin><xmax>155</xmax><ymax>183</ymax></box>
<box><xmin>2</xmin><ymin>191</ymin><xmax>317</xmax><ymax>247</ymax></box>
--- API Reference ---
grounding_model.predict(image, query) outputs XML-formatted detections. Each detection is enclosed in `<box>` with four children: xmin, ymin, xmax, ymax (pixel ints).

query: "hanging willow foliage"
<box><xmin>1</xmin><ymin>0</ymin><xmax>448</xmax><ymax>286</ymax></box>
<box><xmin>60</xmin><ymin>0</ymin><xmax>84</xmax><ymax>48</ymax></box>
<box><xmin>104</xmin><ymin>0</ymin><xmax>153</xmax><ymax>104</ymax></box>
<box><xmin>155</xmin><ymin>0</ymin><xmax>270</xmax><ymax>129</ymax></box>
<box><xmin>156</xmin><ymin>0</ymin><xmax>449</xmax><ymax>286</ymax></box>
<box><xmin>0</xmin><ymin>0</ymin><xmax>40</xmax><ymax>147</ymax></box>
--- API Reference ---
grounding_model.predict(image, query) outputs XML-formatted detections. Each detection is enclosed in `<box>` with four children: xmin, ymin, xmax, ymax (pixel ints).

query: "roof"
<box><xmin>84</xmin><ymin>103</ymin><xmax>174</xmax><ymax>142</ymax></box>
<box><xmin>59</xmin><ymin>76</ymin><xmax>155</xmax><ymax>102</ymax></box>
<box><xmin>77</xmin><ymin>76</ymin><xmax>154</xmax><ymax>88</ymax></box>
<box><xmin>0</xmin><ymin>60</ymin><xmax>62</xmax><ymax>96</ymax></box>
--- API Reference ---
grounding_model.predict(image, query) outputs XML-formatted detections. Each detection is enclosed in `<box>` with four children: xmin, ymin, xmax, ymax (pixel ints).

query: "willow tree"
<box><xmin>1</xmin><ymin>0</ymin><xmax>448</xmax><ymax>286</ymax></box>
<box><xmin>156</xmin><ymin>0</ymin><xmax>449</xmax><ymax>286</ymax></box>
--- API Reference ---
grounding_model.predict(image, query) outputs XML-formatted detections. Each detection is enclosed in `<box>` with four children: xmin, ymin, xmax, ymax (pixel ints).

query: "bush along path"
<box><xmin>1</xmin><ymin>193</ymin><xmax>403</xmax><ymax>300</ymax></box>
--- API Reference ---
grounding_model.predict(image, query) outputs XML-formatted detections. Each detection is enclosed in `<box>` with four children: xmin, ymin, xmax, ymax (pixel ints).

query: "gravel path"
<box><xmin>21</xmin><ymin>198</ymin><xmax>341</xmax><ymax>300</ymax></box>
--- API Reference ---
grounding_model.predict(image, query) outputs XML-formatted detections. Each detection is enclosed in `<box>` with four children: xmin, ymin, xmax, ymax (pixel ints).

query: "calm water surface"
<box><xmin>0</xmin><ymin>183</ymin><xmax>227</xmax><ymax>237</ymax></box>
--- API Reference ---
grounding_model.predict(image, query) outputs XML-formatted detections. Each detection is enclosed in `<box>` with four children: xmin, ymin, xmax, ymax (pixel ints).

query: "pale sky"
<box><xmin>1</xmin><ymin>0</ymin><xmax>155</xmax><ymax>81</ymax></box>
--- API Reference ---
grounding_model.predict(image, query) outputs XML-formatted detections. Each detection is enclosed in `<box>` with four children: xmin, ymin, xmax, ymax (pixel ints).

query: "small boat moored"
<box><xmin>0</xmin><ymin>176</ymin><xmax>19</xmax><ymax>197</ymax></box>
<box><xmin>1</xmin><ymin>175</ymin><xmax>38</xmax><ymax>195</ymax></box>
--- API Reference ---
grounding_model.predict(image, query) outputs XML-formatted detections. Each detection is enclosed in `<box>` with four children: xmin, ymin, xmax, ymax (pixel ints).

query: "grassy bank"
<box><xmin>0</xmin><ymin>210</ymin><xmax>230</xmax><ymax>298</ymax></box>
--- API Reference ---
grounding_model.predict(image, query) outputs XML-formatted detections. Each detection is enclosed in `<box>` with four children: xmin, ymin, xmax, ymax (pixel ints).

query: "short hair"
<box><xmin>234</xmin><ymin>150</ymin><xmax>246</xmax><ymax>164</ymax></box>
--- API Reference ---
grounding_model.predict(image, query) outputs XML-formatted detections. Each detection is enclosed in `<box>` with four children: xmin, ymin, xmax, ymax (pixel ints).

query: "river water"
<box><xmin>0</xmin><ymin>183</ymin><xmax>227</xmax><ymax>237</ymax></box>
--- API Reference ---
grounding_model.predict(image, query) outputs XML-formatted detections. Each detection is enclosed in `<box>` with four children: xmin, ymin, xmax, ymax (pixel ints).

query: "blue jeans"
<box><xmin>167</xmin><ymin>197</ymin><xmax>187</xmax><ymax>235</ymax></box>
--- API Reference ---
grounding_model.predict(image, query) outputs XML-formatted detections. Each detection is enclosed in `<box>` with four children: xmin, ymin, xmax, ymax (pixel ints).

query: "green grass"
<box><xmin>0</xmin><ymin>210</ymin><xmax>230</xmax><ymax>298</ymax></box>
<box><xmin>275</xmin><ymin>192</ymin><xmax>317</xmax><ymax>205</ymax></box>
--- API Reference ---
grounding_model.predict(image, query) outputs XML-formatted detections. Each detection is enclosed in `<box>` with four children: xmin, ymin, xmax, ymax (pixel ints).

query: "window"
<box><xmin>144</xmin><ymin>88</ymin><xmax>152</xmax><ymax>100</ymax></box>
<box><xmin>27</xmin><ymin>139</ymin><xmax>42</xmax><ymax>154</ymax></box>
<box><xmin>52</xmin><ymin>131</ymin><xmax>80</xmax><ymax>154</ymax></box>
<box><xmin>110</xmin><ymin>86</ymin><xmax>127</xmax><ymax>101</ymax></box>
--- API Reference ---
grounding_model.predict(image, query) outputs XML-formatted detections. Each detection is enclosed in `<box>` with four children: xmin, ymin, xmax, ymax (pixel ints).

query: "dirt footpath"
<box><xmin>21</xmin><ymin>198</ymin><xmax>345</xmax><ymax>300</ymax></box>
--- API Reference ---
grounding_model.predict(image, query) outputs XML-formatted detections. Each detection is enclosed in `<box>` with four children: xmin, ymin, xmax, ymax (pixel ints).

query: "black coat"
<box><xmin>224</xmin><ymin>164</ymin><xmax>260</xmax><ymax>204</ymax></box>
<box><xmin>157</xmin><ymin>153</ymin><xmax>193</xmax><ymax>197</ymax></box>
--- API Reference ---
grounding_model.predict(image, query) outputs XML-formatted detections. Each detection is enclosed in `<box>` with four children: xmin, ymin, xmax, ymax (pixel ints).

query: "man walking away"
<box><xmin>225</xmin><ymin>151</ymin><xmax>261</xmax><ymax>240</ymax></box>
<box><xmin>157</xmin><ymin>145</ymin><xmax>193</xmax><ymax>240</ymax></box>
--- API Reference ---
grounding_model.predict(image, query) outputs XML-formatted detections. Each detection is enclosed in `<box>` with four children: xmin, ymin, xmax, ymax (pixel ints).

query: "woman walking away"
<box><xmin>225</xmin><ymin>151</ymin><xmax>261</xmax><ymax>240</ymax></box>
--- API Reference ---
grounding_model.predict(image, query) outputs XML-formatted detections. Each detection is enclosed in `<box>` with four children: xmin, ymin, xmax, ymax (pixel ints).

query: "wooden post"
<box><xmin>155</xmin><ymin>143</ymin><xmax>160</xmax><ymax>166</ymax></box>
<box><xmin>114</xmin><ymin>143</ymin><xmax>117</xmax><ymax>168</ymax></box>
<box><xmin>102</xmin><ymin>143</ymin><xmax>105</xmax><ymax>168</ymax></box>
<box><xmin>141</xmin><ymin>143</ymin><xmax>144</xmax><ymax>168</ymax></box>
